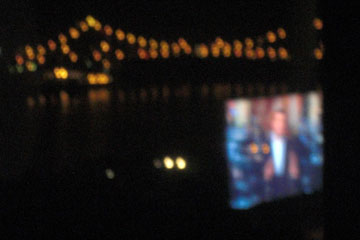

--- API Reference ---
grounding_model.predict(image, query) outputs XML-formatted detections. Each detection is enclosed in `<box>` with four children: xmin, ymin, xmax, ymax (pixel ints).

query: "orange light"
<box><xmin>277</xmin><ymin>28</ymin><xmax>286</xmax><ymax>39</ymax></box>
<box><xmin>149</xmin><ymin>38</ymin><xmax>158</xmax><ymax>49</ymax></box>
<box><xmin>234</xmin><ymin>49</ymin><xmax>242</xmax><ymax>58</ymax></box>
<box><xmin>137</xmin><ymin>48</ymin><xmax>148</xmax><ymax>60</ymax></box>
<box><xmin>137</xmin><ymin>36</ymin><xmax>147</xmax><ymax>48</ymax></box>
<box><xmin>195</xmin><ymin>44</ymin><xmax>209</xmax><ymax>58</ymax></box>
<box><xmin>267</xmin><ymin>47</ymin><xmax>277</xmax><ymax>60</ymax></box>
<box><xmin>215</xmin><ymin>37</ymin><xmax>225</xmax><ymax>48</ymax></box>
<box><xmin>37</xmin><ymin>54</ymin><xmax>45</xmax><ymax>65</ymax></box>
<box><xmin>115</xmin><ymin>29</ymin><xmax>125</xmax><ymax>40</ymax></box>
<box><xmin>149</xmin><ymin>49</ymin><xmax>158</xmax><ymax>59</ymax></box>
<box><xmin>25</xmin><ymin>45</ymin><xmax>35</xmax><ymax>59</ymax></box>
<box><xmin>249</xmin><ymin>143</ymin><xmax>259</xmax><ymax>154</ymax></box>
<box><xmin>94</xmin><ymin>20</ymin><xmax>102</xmax><ymax>31</ymax></box>
<box><xmin>58</xmin><ymin>33</ymin><xmax>67</xmax><ymax>44</ymax></box>
<box><xmin>160</xmin><ymin>41</ymin><xmax>169</xmax><ymax>50</ymax></box>
<box><xmin>104</xmin><ymin>25</ymin><xmax>113</xmax><ymax>36</ymax></box>
<box><xmin>178</xmin><ymin>37</ymin><xmax>187</xmax><ymax>48</ymax></box>
<box><xmin>233</xmin><ymin>40</ymin><xmax>243</xmax><ymax>51</ymax></box>
<box><xmin>245</xmin><ymin>49</ymin><xmax>256</xmax><ymax>59</ymax></box>
<box><xmin>79</xmin><ymin>21</ymin><xmax>89</xmax><ymax>32</ymax></box>
<box><xmin>87</xmin><ymin>73</ymin><xmax>96</xmax><ymax>85</ymax></box>
<box><xmin>37</xmin><ymin>45</ymin><xmax>46</xmax><ymax>55</ymax></box>
<box><xmin>115</xmin><ymin>49</ymin><xmax>125</xmax><ymax>60</ymax></box>
<box><xmin>278</xmin><ymin>47</ymin><xmax>289</xmax><ymax>60</ymax></box>
<box><xmin>102</xmin><ymin>59</ymin><xmax>111</xmax><ymax>69</ymax></box>
<box><xmin>100</xmin><ymin>40</ymin><xmax>110</xmax><ymax>53</ymax></box>
<box><xmin>127</xmin><ymin>33</ymin><xmax>136</xmax><ymax>44</ymax></box>
<box><xmin>255</xmin><ymin>47</ymin><xmax>265</xmax><ymax>59</ymax></box>
<box><xmin>69</xmin><ymin>51</ymin><xmax>78</xmax><ymax>63</ymax></box>
<box><xmin>61</xmin><ymin>44</ymin><xmax>70</xmax><ymax>54</ymax></box>
<box><xmin>211</xmin><ymin>44</ymin><xmax>220</xmax><ymax>58</ymax></box>
<box><xmin>313</xmin><ymin>18</ymin><xmax>323</xmax><ymax>30</ymax></box>
<box><xmin>92</xmin><ymin>50</ymin><xmax>102</xmax><ymax>62</ymax></box>
<box><xmin>262</xmin><ymin>144</ymin><xmax>270</xmax><ymax>154</ymax></box>
<box><xmin>184</xmin><ymin>45</ymin><xmax>192</xmax><ymax>55</ymax></box>
<box><xmin>266</xmin><ymin>31</ymin><xmax>276</xmax><ymax>43</ymax></box>
<box><xmin>48</xmin><ymin>39</ymin><xmax>57</xmax><ymax>51</ymax></box>
<box><xmin>223</xmin><ymin>42</ymin><xmax>232</xmax><ymax>57</ymax></box>
<box><xmin>314</xmin><ymin>48</ymin><xmax>323</xmax><ymax>60</ymax></box>
<box><xmin>69</xmin><ymin>27</ymin><xmax>80</xmax><ymax>39</ymax></box>
<box><xmin>53</xmin><ymin>67</ymin><xmax>68</xmax><ymax>79</ymax></box>
<box><xmin>160</xmin><ymin>48</ymin><xmax>169</xmax><ymax>58</ymax></box>
<box><xmin>171</xmin><ymin>42</ymin><xmax>181</xmax><ymax>56</ymax></box>
<box><xmin>244</xmin><ymin>38</ymin><xmax>254</xmax><ymax>49</ymax></box>
<box><xmin>15</xmin><ymin>54</ymin><xmax>24</xmax><ymax>65</ymax></box>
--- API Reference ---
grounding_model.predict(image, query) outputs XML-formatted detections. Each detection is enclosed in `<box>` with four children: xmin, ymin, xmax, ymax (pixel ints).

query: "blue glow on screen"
<box><xmin>226</xmin><ymin>92</ymin><xmax>323</xmax><ymax>209</ymax></box>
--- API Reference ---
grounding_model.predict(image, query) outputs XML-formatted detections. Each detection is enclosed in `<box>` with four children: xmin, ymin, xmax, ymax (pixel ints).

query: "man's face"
<box><xmin>271</xmin><ymin>111</ymin><xmax>287</xmax><ymax>137</ymax></box>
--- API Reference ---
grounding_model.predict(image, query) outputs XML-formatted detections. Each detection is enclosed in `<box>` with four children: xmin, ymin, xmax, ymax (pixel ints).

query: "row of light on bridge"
<box><xmin>154</xmin><ymin>157</ymin><xmax>187</xmax><ymax>170</ymax></box>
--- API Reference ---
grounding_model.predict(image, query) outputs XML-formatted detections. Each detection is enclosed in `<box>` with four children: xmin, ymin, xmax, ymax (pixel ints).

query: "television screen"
<box><xmin>225</xmin><ymin>91</ymin><xmax>323</xmax><ymax>209</ymax></box>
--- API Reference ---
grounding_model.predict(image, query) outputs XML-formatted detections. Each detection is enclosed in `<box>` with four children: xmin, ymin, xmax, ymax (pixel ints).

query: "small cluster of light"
<box><xmin>53</xmin><ymin>67</ymin><xmax>68</xmax><ymax>79</ymax></box>
<box><xmin>25</xmin><ymin>61</ymin><xmax>37</xmax><ymax>72</ymax></box>
<box><xmin>25</xmin><ymin>45</ymin><xmax>35</xmax><ymax>60</ymax></box>
<box><xmin>87</xmin><ymin>73</ymin><xmax>110</xmax><ymax>85</ymax></box>
<box><xmin>69</xmin><ymin>27</ymin><xmax>80</xmax><ymax>39</ymax></box>
<box><xmin>161</xmin><ymin>156</ymin><xmax>187</xmax><ymax>170</ymax></box>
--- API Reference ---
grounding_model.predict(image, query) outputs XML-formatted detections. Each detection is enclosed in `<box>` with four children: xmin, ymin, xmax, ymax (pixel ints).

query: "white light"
<box><xmin>153</xmin><ymin>159</ymin><xmax>162</xmax><ymax>169</ymax></box>
<box><xmin>175</xmin><ymin>157</ymin><xmax>186</xmax><ymax>170</ymax></box>
<box><xmin>105</xmin><ymin>168</ymin><xmax>115</xmax><ymax>179</ymax></box>
<box><xmin>163</xmin><ymin>156</ymin><xmax>174</xmax><ymax>169</ymax></box>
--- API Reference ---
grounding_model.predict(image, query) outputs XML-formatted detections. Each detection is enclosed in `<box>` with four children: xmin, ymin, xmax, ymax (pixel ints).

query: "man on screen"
<box><xmin>263</xmin><ymin>109</ymin><xmax>301</xmax><ymax>199</ymax></box>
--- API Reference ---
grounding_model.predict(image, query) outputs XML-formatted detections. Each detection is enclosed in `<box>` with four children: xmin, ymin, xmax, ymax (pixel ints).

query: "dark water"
<box><xmin>1</xmin><ymin>87</ymin><xmax>322</xmax><ymax>239</ymax></box>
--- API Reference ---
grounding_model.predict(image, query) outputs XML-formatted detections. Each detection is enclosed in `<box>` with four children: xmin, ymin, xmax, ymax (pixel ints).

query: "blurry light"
<box><xmin>58</xmin><ymin>33</ymin><xmax>67</xmax><ymax>44</ymax></box>
<box><xmin>211</xmin><ymin>44</ymin><xmax>220</xmax><ymax>58</ymax></box>
<box><xmin>87</xmin><ymin>73</ymin><xmax>96</xmax><ymax>84</ymax></box>
<box><xmin>266</xmin><ymin>31</ymin><xmax>276</xmax><ymax>43</ymax></box>
<box><xmin>105</xmin><ymin>168</ymin><xmax>115</xmax><ymax>179</ymax></box>
<box><xmin>256</xmin><ymin>36</ymin><xmax>265</xmax><ymax>45</ymax></box>
<box><xmin>160</xmin><ymin>49</ymin><xmax>169</xmax><ymax>58</ymax></box>
<box><xmin>25</xmin><ymin>61</ymin><xmax>37</xmax><ymax>72</ymax></box>
<box><xmin>249</xmin><ymin>143</ymin><xmax>259</xmax><ymax>154</ymax></box>
<box><xmin>215</xmin><ymin>37</ymin><xmax>225</xmax><ymax>48</ymax></box>
<box><xmin>149</xmin><ymin>49</ymin><xmax>158</xmax><ymax>59</ymax></box>
<box><xmin>26</xmin><ymin>96</ymin><xmax>35</xmax><ymax>108</ymax></box>
<box><xmin>278</xmin><ymin>47</ymin><xmax>289</xmax><ymax>60</ymax></box>
<box><xmin>160</xmin><ymin>41</ymin><xmax>169</xmax><ymax>50</ymax></box>
<box><xmin>195</xmin><ymin>44</ymin><xmax>209</xmax><ymax>58</ymax></box>
<box><xmin>37</xmin><ymin>45</ymin><xmax>46</xmax><ymax>55</ymax></box>
<box><xmin>163</xmin><ymin>156</ymin><xmax>174</xmax><ymax>169</ymax></box>
<box><xmin>59</xmin><ymin>90</ymin><xmax>70</xmax><ymax>112</ymax></box>
<box><xmin>38</xmin><ymin>95</ymin><xmax>46</xmax><ymax>106</ymax></box>
<box><xmin>162</xmin><ymin>86</ymin><xmax>170</xmax><ymax>99</ymax></box>
<box><xmin>223</xmin><ymin>42</ymin><xmax>232</xmax><ymax>57</ymax></box>
<box><xmin>137</xmin><ymin>48</ymin><xmax>148</xmax><ymax>60</ymax></box>
<box><xmin>94</xmin><ymin>20</ymin><xmax>102</xmax><ymax>31</ymax></box>
<box><xmin>48</xmin><ymin>39</ymin><xmax>57</xmax><ymax>51</ymax></box>
<box><xmin>92</xmin><ymin>50</ymin><xmax>102</xmax><ymax>61</ymax></box>
<box><xmin>69</xmin><ymin>27</ymin><xmax>80</xmax><ymax>39</ymax></box>
<box><xmin>234</xmin><ymin>49</ymin><xmax>242</xmax><ymax>58</ymax></box>
<box><xmin>37</xmin><ymin>54</ymin><xmax>46</xmax><ymax>65</ymax></box>
<box><xmin>314</xmin><ymin>48</ymin><xmax>323</xmax><ymax>60</ymax></box>
<box><xmin>25</xmin><ymin>45</ymin><xmax>35</xmax><ymax>59</ymax></box>
<box><xmin>79</xmin><ymin>21</ymin><xmax>89</xmax><ymax>32</ymax></box>
<box><xmin>245</xmin><ymin>49</ymin><xmax>256</xmax><ymax>59</ymax></box>
<box><xmin>262</xmin><ymin>144</ymin><xmax>270</xmax><ymax>154</ymax></box>
<box><xmin>149</xmin><ymin>38</ymin><xmax>158</xmax><ymax>49</ymax></box>
<box><xmin>233</xmin><ymin>40</ymin><xmax>243</xmax><ymax>50</ymax></box>
<box><xmin>104</xmin><ymin>25</ymin><xmax>113</xmax><ymax>36</ymax></box>
<box><xmin>118</xmin><ymin>90</ymin><xmax>126</xmax><ymax>102</ymax></box>
<box><xmin>15</xmin><ymin>54</ymin><xmax>24</xmax><ymax>65</ymax></box>
<box><xmin>171</xmin><ymin>42</ymin><xmax>181</xmax><ymax>56</ymax></box>
<box><xmin>255</xmin><ymin>47</ymin><xmax>265</xmax><ymax>59</ymax></box>
<box><xmin>69</xmin><ymin>51</ymin><xmax>78</xmax><ymax>63</ymax></box>
<box><xmin>178</xmin><ymin>37</ymin><xmax>187</xmax><ymax>48</ymax></box>
<box><xmin>97</xmin><ymin>73</ymin><xmax>110</xmax><ymax>84</ymax></box>
<box><xmin>137</xmin><ymin>36</ymin><xmax>147</xmax><ymax>47</ymax></box>
<box><xmin>53</xmin><ymin>67</ymin><xmax>68</xmax><ymax>79</ymax></box>
<box><xmin>313</xmin><ymin>18</ymin><xmax>323</xmax><ymax>30</ymax></box>
<box><xmin>100</xmin><ymin>40</ymin><xmax>110</xmax><ymax>53</ymax></box>
<box><xmin>61</xmin><ymin>44</ymin><xmax>70</xmax><ymax>54</ymax></box>
<box><xmin>115</xmin><ymin>29</ymin><xmax>125</xmax><ymax>41</ymax></box>
<box><xmin>126</xmin><ymin>33</ymin><xmax>136</xmax><ymax>44</ymax></box>
<box><xmin>175</xmin><ymin>157</ymin><xmax>186</xmax><ymax>170</ymax></box>
<box><xmin>153</xmin><ymin>159</ymin><xmax>162</xmax><ymax>169</ymax></box>
<box><xmin>115</xmin><ymin>49</ymin><xmax>125</xmax><ymax>60</ymax></box>
<box><xmin>244</xmin><ymin>38</ymin><xmax>254</xmax><ymax>49</ymax></box>
<box><xmin>184</xmin><ymin>45</ymin><xmax>192</xmax><ymax>55</ymax></box>
<box><xmin>267</xmin><ymin>47</ymin><xmax>277</xmax><ymax>60</ymax></box>
<box><xmin>277</xmin><ymin>27</ymin><xmax>286</xmax><ymax>39</ymax></box>
<box><xmin>102</xmin><ymin>59</ymin><xmax>111</xmax><ymax>69</ymax></box>
<box><xmin>86</xmin><ymin>15</ymin><xmax>96</xmax><ymax>27</ymax></box>
<box><xmin>16</xmin><ymin>64</ymin><xmax>24</xmax><ymax>73</ymax></box>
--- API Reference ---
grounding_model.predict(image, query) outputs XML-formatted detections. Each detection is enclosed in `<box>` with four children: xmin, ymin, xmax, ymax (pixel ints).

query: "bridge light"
<box><xmin>61</xmin><ymin>44</ymin><xmax>70</xmax><ymax>55</ymax></box>
<box><xmin>171</xmin><ymin>42</ymin><xmax>181</xmax><ymax>56</ymax></box>
<box><xmin>215</xmin><ymin>37</ymin><xmax>225</xmax><ymax>48</ymax></box>
<box><xmin>100</xmin><ymin>40</ymin><xmax>110</xmax><ymax>53</ymax></box>
<box><xmin>223</xmin><ymin>42</ymin><xmax>232</xmax><ymax>57</ymax></box>
<box><xmin>86</xmin><ymin>15</ymin><xmax>96</xmax><ymax>27</ymax></box>
<box><xmin>58</xmin><ymin>33</ymin><xmax>67</xmax><ymax>44</ymax></box>
<box><xmin>149</xmin><ymin>38</ymin><xmax>158</xmax><ymax>49</ymax></box>
<box><xmin>137</xmin><ymin>36</ymin><xmax>147</xmax><ymax>48</ymax></box>
<box><xmin>267</xmin><ymin>47</ymin><xmax>276</xmax><ymax>60</ymax></box>
<box><xmin>175</xmin><ymin>157</ymin><xmax>186</xmax><ymax>170</ymax></box>
<box><xmin>126</xmin><ymin>33</ymin><xmax>136</xmax><ymax>44</ymax></box>
<box><xmin>69</xmin><ymin>51</ymin><xmax>78</xmax><ymax>63</ymax></box>
<box><xmin>314</xmin><ymin>48</ymin><xmax>323</xmax><ymax>60</ymax></box>
<box><xmin>69</xmin><ymin>27</ymin><xmax>80</xmax><ymax>39</ymax></box>
<box><xmin>164</xmin><ymin>156</ymin><xmax>174</xmax><ymax>169</ymax></box>
<box><xmin>94</xmin><ymin>20</ymin><xmax>102</xmax><ymax>31</ymax></box>
<box><xmin>245</xmin><ymin>49</ymin><xmax>256</xmax><ymax>59</ymax></box>
<box><xmin>278</xmin><ymin>47</ymin><xmax>289</xmax><ymax>60</ymax></box>
<box><xmin>244</xmin><ymin>37</ymin><xmax>254</xmax><ymax>49</ymax></box>
<box><xmin>149</xmin><ymin>49</ymin><xmax>158</xmax><ymax>59</ymax></box>
<box><xmin>211</xmin><ymin>44</ymin><xmax>220</xmax><ymax>58</ymax></box>
<box><xmin>255</xmin><ymin>47</ymin><xmax>265</xmax><ymax>59</ymax></box>
<box><xmin>313</xmin><ymin>18</ymin><xmax>323</xmax><ymax>30</ymax></box>
<box><xmin>37</xmin><ymin>44</ymin><xmax>46</xmax><ymax>55</ymax></box>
